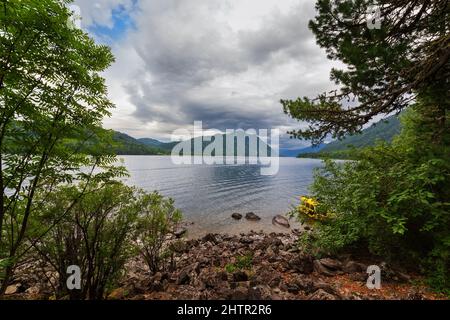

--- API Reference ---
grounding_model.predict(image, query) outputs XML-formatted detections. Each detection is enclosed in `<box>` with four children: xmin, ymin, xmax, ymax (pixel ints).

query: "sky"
<box><xmin>73</xmin><ymin>0</ymin><xmax>341</xmax><ymax>151</ymax></box>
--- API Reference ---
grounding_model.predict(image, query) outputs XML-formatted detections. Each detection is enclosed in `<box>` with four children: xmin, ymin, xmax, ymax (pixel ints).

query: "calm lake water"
<box><xmin>120</xmin><ymin>156</ymin><xmax>324</xmax><ymax>237</ymax></box>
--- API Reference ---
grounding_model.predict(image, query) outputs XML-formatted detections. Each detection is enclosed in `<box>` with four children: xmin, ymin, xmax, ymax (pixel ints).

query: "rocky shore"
<box><xmin>4</xmin><ymin>231</ymin><xmax>445</xmax><ymax>300</ymax></box>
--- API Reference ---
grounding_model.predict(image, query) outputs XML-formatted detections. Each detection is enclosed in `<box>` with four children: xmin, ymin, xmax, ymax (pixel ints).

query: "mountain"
<box><xmin>172</xmin><ymin>134</ymin><xmax>273</xmax><ymax>157</ymax></box>
<box><xmin>137</xmin><ymin>138</ymin><xmax>178</xmax><ymax>152</ymax></box>
<box><xmin>298</xmin><ymin>115</ymin><xmax>401</xmax><ymax>159</ymax></box>
<box><xmin>112</xmin><ymin>132</ymin><xmax>170</xmax><ymax>155</ymax></box>
<box><xmin>280</xmin><ymin>143</ymin><xmax>326</xmax><ymax>157</ymax></box>
<box><xmin>113</xmin><ymin>132</ymin><xmax>273</xmax><ymax>156</ymax></box>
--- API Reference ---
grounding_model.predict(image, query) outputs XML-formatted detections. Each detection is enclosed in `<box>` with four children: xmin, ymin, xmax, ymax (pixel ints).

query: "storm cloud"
<box><xmin>76</xmin><ymin>0</ymin><xmax>340</xmax><ymax>148</ymax></box>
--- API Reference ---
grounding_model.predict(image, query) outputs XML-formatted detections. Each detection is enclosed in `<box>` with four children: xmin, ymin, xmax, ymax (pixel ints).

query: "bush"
<box><xmin>31</xmin><ymin>181</ymin><xmax>139</xmax><ymax>300</ymax></box>
<box><xmin>133</xmin><ymin>192</ymin><xmax>182</xmax><ymax>274</ymax></box>
<box><xmin>293</xmin><ymin>103</ymin><xmax>450</xmax><ymax>293</ymax></box>
<box><xmin>225</xmin><ymin>253</ymin><xmax>253</xmax><ymax>273</ymax></box>
<box><xmin>31</xmin><ymin>181</ymin><xmax>182</xmax><ymax>300</ymax></box>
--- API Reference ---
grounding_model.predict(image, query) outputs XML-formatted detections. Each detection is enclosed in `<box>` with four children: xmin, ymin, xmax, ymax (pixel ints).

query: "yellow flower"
<box><xmin>298</xmin><ymin>196</ymin><xmax>331</xmax><ymax>221</ymax></box>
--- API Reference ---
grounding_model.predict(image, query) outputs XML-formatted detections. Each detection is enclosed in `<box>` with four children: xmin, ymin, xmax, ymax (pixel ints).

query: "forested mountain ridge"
<box><xmin>297</xmin><ymin>115</ymin><xmax>401</xmax><ymax>158</ymax></box>
<box><xmin>112</xmin><ymin>132</ymin><xmax>171</xmax><ymax>155</ymax></box>
<box><xmin>113</xmin><ymin>132</ymin><xmax>273</xmax><ymax>156</ymax></box>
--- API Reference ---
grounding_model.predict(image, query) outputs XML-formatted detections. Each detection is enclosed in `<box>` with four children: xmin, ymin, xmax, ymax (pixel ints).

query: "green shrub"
<box><xmin>31</xmin><ymin>181</ymin><xmax>139</xmax><ymax>300</ymax></box>
<box><xmin>225</xmin><ymin>253</ymin><xmax>253</xmax><ymax>273</ymax></box>
<box><xmin>293</xmin><ymin>104</ymin><xmax>450</xmax><ymax>292</ymax></box>
<box><xmin>133</xmin><ymin>192</ymin><xmax>182</xmax><ymax>274</ymax></box>
<box><xmin>31</xmin><ymin>181</ymin><xmax>182</xmax><ymax>299</ymax></box>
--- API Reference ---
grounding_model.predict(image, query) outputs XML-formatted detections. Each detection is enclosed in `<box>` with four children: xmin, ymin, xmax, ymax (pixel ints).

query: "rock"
<box><xmin>313</xmin><ymin>258</ymin><xmax>343</xmax><ymax>276</ymax></box>
<box><xmin>291</xmin><ymin>228</ymin><xmax>302</xmax><ymax>236</ymax></box>
<box><xmin>406</xmin><ymin>292</ymin><xmax>425</xmax><ymax>300</ymax></box>
<box><xmin>311</xmin><ymin>280</ymin><xmax>338</xmax><ymax>296</ymax></box>
<box><xmin>286</xmin><ymin>283</ymin><xmax>300</xmax><ymax>294</ymax></box>
<box><xmin>177</xmin><ymin>270</ymin><xmax>191</xmax><ymax>285</ymax></box>
<box><xmin>319</xmin><ymin>258</ymin><xmax>343</xmax><ymax>270</ymax></box>
<box><xmin>148</xmin><ymin>281</ymin><xmax>164</xmax><ymax>292</ymax></box>
<box><xmin>288</xmin><ymin>254</ymin><xmax>314</xmax><ymax>274</ymax></box>
<box><xmin>272</xmin><ymin>215</ymin><xmax>290</xmax><ymax>228</ymax></box>
<box><xmin>5</xmin><ymin>283</ymin><xmax>22</xmax><ymax>295</ymax></box>
<box><xmin>397</xmin><ymin>271</ymin><xmax>412</xmax><ymax>283</ymax></box>
<box><xmin>308</xmin><ymin>289</ymin><xmax>340</xmax><ymax>300</ymax></box>
<box><xmin>343</xmin><ymin>261</ymin><xmax>366</xmax><ymax>273</ymax></box>
<box><xmin>174</xmin><ymin>227</ymin><xmax>187</xmax><ymax>238</ymax></box>
<box><xmin>250</xmin><ymin>267</ymin><xmax>281</xmax><ymax>288</ymax></box>
<box><xmin>248</xmin><ymin>285</ymin><xmax>272</xmax><ymax>300</ymax></box>
<box><xmin>303</xmin><ymin>225</ymin><xmax>312</xmax><ymax>231</ymax></box>
<box><xmin>314</xmin><ymin>260</ymin><xmax>335</xmax><ymax>276</ymax></box>
<box><xmin>293</xmin><ymin>275</ymin><xmax>315</xmax><ymax>294</ymax></box>
<box><xmin>232</xmin><ymin>213</ymin><xmax>243</xmax><ymax>220</ymax></box>
<box><xmin>25</xmin><ymin>286</ymin><xmax>40</xmax><ymax>295</ymax></box>
<box><xmin>232</xmin><ymin>271</ymin><xmax>248</xmax><ymax>282</ymax></box>
<box><xmin>239</xmin><ymin>237</ymin><xmax>254</xmax><ymax>244</ymax></box>
<box><xmin>245</xmin><ymin>212</ymin><xmax>261</xmax><ymax>221</ymax></box>
<box><xmin>349</xmin><ymin>272</ymin><xmax>367</xmax><ymax>282</ymax></box>
<box><xmin>202</xmin><ymin>233</ymin><xmax>218</xmax><ymax>244</ymax></box>
<box><xmin>217</xmin><ymin>271</ymin><xmax>229</xmax><ymax>282</ymax></box>
<box><xmin>379</xmin><ymin>261</ymin><xmax>410</xmax><ymax>283</ymax></box>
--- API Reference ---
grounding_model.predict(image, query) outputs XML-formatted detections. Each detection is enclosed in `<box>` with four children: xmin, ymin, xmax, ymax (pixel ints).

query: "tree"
<box><xmin>281</xmin><ymin>0</ymin><xmax>449</xmax><ymax>143</ymax></box>
<box><xmin>0</xmin><ymin>0</ymin><xmax>123</xmax><ymax>294</ymax></box>
<box><xmin>293</xmin><ymin>104</ymin><xmax>450</xmax><ymax>292</ymax></box>
<box><xmin>284</xmin><ymin>0</ymin><xmax>450</xmax><ymax>293</ymax></box>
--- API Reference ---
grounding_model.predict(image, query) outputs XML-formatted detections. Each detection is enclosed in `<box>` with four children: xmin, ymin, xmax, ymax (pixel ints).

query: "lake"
<box><xmin>120</xmin><ymin>156</ymin><xmax>324</xmax><ymax>237</ymax></box>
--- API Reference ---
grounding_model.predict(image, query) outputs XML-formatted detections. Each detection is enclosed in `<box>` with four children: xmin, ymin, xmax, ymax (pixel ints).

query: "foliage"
<box><xmin>112</xmin><ymin>131</ymin><xmax>170</xmax><ymax>156</ymax></box>
<box><xmin>281</xmin><ymin>0</ymin><xmax>449</xmax><ymax>143</ymax></box>
<box><xmin>293</xmin><ymin>103</ymin><xmax>450</xmax><ymax>291</ymax></box>
<box><xmin>225</xmin><ymin>253</ymin><xmax>253</xmax><ymax>273</ymax></box>
<box><xmin>298</xmin><ymin>115</ymin><xmax>401</xmax><ymax>159</ymax></box>
<box><xmin>0</xmin><ymin>0</ymin><xmax>123</xmax><ymax>293</ymax></box>
<box><xmin>30</xmin><ymin>181</ymin><xmax>182</xmax><ymax>300</ymax></box>
<box><xmin>30</xmin><ymin>182</ymin><xmax>139</xmax><ymax>300</ymax></box>
<box><xmin>296</xmin><ymin>196</ymin><xmax>332</xmax><ymax>221</ymax></box>
<box><xmin>133</xmin><ymin>192</ymin><xmax>182</xmax><ymax>274</ymax></box>
<box><xmin>284</xmin><ymin>0</ymin><xmax>449</xmax><ymax>293</ymax></box>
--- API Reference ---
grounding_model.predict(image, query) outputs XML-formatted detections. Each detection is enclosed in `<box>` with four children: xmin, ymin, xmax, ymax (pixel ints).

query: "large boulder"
<box><xmin>202</xmin><ymin>233</ymin><xmax>218</xmax><ymax>244</ymax></box>
<box><xmin>5</xmin><ymin>283</ymin><xmax>22</xmax><ymax>295</ymax></box>
<box><xmin>272</xmin><ymin>215</ymin><xmax>290</xmax><ymax>228</ymax></box>
<box><xmin>231</xmin><ymin>213</ymin><xmax>243</xmax><ymax>220</ymax></box>
<box><xmin>342</xmin><ymin>261</ymin><xmax>366</xmax><ymax>273</ymax></box>
<box><xmin>313</xmin><ymin>258</ymin><xmax>343</xmax><ymax>276</ymax></box>
<box><xmin>176</xmin><ymin>269</ymin><xmax>191</xmax><ymax>285</ymax></box>
<box><xmin>174</xmin><ymin>227</ymin><xmax>187</xmax><ymax>238</ymax></box>
<box><xmin>245</xmin><ymin>212</ymin><xmax>261</xmax><ymax>221</ymax></box>
<box><xmin>320</xmin><ymin>258</ymin><xmax>343</xmax><ymax>270</ymax></box>
<box><xmin>288</xmin><ymin>254</ymin><xmax>314</xmax><ymax>274</ymax></box>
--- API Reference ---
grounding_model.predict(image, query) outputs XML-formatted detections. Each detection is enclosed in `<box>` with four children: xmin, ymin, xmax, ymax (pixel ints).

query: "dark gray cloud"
<box><xmin>100</xmin><ymin>0</ymin><xmax>339</xmax><ymax>149</ymax></box>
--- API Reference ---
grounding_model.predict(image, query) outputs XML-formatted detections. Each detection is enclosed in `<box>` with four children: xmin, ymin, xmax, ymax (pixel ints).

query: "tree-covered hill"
<box><xmin>112</xmin><ymin>132</ymin><xmax>171</xmax><ymax>155</ymax></box>
<box><xmin>298</xmin><ymin>115</ymin><xmax>401</xmax><ymax>159</ymax></box>
<box><xmin>113</xmin><ymin>132</ymin><xmax>273</xmax><ymax>156</ymax></box>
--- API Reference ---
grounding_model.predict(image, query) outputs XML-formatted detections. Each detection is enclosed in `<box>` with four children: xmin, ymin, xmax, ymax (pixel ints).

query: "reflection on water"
<box><xmin>120</xmin><ymin>156</ymin><xmax>323</xmax><ymax>237</ymax></box>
